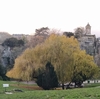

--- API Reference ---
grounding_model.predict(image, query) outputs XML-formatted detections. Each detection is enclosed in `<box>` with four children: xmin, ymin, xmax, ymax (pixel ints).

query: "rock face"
<box><xmin>0</xmin><ymin>32</ymin><xmax>12</xmax><ymax>67</ymax></box>
<box><xmin>0</xmin><ymin>32</ymin><xmax>27</xmax><ymax>68</ymax></box>
<box><xmin>1</xmin><ymin>46</ymin><xmax>13</xmax><ymax>67</ymax></box>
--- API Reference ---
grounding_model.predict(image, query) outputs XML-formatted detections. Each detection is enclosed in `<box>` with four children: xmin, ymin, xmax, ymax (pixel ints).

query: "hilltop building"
<box><xmin>77</xmin><ymin>23</ymin><xmax>96</xmax><ymax>56</ymax></box>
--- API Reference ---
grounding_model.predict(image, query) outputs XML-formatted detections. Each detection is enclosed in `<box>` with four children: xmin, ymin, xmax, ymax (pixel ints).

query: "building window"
<box><xmin>88</xmin><ymin>38</ymin><xmax>93</xmax><ymax>42</ymax></box>
<box><xmin>85</xmin><ymin>42</ymin><xmax>89</xmax><ymax>45</ymax></box>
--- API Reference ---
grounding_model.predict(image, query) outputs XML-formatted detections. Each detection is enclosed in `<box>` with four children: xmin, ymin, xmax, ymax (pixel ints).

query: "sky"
<box><xmin>0</xmin><ymin>0</ymin><xmax>100</xmax><ymax>37</ymax></box>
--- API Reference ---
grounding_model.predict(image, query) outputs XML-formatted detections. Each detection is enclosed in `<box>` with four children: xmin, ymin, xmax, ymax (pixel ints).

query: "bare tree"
<box><xmin>27</xmin><ymin>27</ymin><xmax>50</xmax><ymax>48</ymax></box>
<box><xmin>74</xmin><ymin>27</ymin><xmax>85</xmax><ymax>38</ymax></box>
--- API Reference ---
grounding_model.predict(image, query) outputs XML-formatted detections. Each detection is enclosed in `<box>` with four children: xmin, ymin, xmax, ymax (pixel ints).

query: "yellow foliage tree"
<box><xmin>6</xmin><ymin>34</ymin><xmax>98</xmax><ymax>89</ymax></box>
<box><xmin>7</xmin><ymin>49</ymin><xmax>35</xmax><ymax>81</ymax></box>
<box><xmin>66</xmin><ymin>50</ymin><xmax>98</xmax><ymax>87</ymax></box>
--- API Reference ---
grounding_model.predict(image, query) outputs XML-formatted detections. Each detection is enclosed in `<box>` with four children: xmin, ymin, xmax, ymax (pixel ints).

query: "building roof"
<box><xmin>86</xmin><ymin>23</ymin><xmax>91</xmax><ymax>28</ymax></box>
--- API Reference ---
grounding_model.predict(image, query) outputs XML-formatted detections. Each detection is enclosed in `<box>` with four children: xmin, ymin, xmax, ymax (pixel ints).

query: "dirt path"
<box><xmin>11</xmin><ymin>83</ymin><xmax>43</xmax><ymax>90</ymax></box>
<box><xmin>11</xmin><ymin>81</ymin><xmax>36</xmax><ymax>85</ymax></box>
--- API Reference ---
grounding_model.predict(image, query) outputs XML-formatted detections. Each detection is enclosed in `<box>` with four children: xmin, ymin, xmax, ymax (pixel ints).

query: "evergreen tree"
<box><xmin>36</xmin><ymin>62</ymin><xmax>58</xmax><ymax>90</ymax></box>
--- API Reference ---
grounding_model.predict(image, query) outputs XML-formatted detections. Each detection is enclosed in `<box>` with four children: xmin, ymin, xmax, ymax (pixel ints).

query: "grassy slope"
<box><xmin>0</xmin><ymin>81</ymin><xmax>100</xmax><ymax>99</ymax></box>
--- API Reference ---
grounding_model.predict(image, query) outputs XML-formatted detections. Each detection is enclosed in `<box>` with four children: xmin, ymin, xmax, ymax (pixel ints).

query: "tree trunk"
<box><xmin>66</xmin><ymin>82</ymin><xmax>71</xmax><ymax>89</ymax></box>
<box><xmin>62</xmin><ymin>83</ymin><xmax>65</xmax><ymax>90</ymax></box>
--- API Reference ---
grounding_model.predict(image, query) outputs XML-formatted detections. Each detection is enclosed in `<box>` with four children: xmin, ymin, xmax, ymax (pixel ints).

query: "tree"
<box><xmin>63</xmin><ymin>32</ymin><xmax>74</xmax><ymax>38</ymax></box>
<box><xmin>93</xmin><ymin>67</ymin><xmax>100</xmax><ymax>80</ymax></box>
<box><xmin>17</xmin><ymin>39</ymin><xmax>24</xmax><ymax>46</ymax></box>
<box><xmin>6</xmin><ymin>34</ymin><xmax>98</xmax><ymax>89</ymax></box>
<box><xmin>39</xmin><ymin>34</ymin><xmax>80</xmax><ymax>89</ymax></box>
<box><xmin>2</xmin><ymin>37</ymin><xmax>18</xmax><ymax>47</ymax></box>
<box><xmin>35</xmin><ymin>27</ymin><xmax>50</xmax><ymax>36</ymax></box>
<box><xmin>6</xmin><ymin>34</ymin><xmax>79</xmax><ymax>88</ymax></box>
<box><xmin>2</xmin><ymin>37</ymin><xmax>25</xmax><ymax>47</ymax></box>
<box><xmin>28</xmin><ymin>27</ymin><xmax>50</xmax><ymax>48</ymax></box>
<box><xmin>74</xmin><ymin>27</ymin><xmax>85</xmax><ymax>38</ymax></box>
<box><xmin>36</xmin><ymin>62</ymin><xmax>58</xmax><ymax>90</ymax></box>
<box><xmin>69</xmin><ymin>50</ymin><xmax>98</xmax><ymax>87</ymax></box>
<box><xmin>6</xmin><ymin>50</ymin><xmax>35</xmax><ymax>81</ymax></box>
<box><xmin>0</xmin><ymin>64</ymin><xmax>10</xmax><ymax>80</ymax></box>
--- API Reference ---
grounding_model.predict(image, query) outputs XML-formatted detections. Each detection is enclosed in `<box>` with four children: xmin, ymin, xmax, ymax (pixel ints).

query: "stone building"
<box><xmin>85</xmin><ymin>23</ymin><xmax>91</xmax><ymax>35</ymax></box>
<box><xmin>78</xmin><ymin>23</ymin><xmax>96</xmax><ymax>56</ymax></box>
<box><xmin>96</xmin><ymin>37</ymin><xmax>100</xmax><ymax>54</ymax></box>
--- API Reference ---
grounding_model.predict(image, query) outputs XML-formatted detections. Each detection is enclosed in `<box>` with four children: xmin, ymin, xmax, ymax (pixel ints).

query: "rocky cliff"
<box><xmin>0</xmin><ymin>32</ymin><xmax>26</xmax><ymax>68</ymax></box>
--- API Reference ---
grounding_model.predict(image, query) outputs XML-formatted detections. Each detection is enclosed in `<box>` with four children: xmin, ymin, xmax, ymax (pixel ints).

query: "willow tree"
<box><xmin>66</xmin><ymin>50</ymin><xmax>98</xmax><ymax>87</ymax></box>
<box><xmin>6</xmin><ymin>34</ymin><xmax>98</xmax><ymax>89</ymax></box>
<box><xmin>39</xmin><ymin>34</ymin><xmax>80</xmax><ymax>89</ymax></box>
<box><xmin>6</xmin><ymin>49</ymin><xmax>36</xmax><ymax>81</ymax></box>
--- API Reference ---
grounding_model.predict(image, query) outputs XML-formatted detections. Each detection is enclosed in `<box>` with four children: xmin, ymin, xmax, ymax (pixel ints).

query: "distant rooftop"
<box><xmin>12</xmin><ymin>34</ymin><xmax>29</xmax><ymax>36</ymax></box>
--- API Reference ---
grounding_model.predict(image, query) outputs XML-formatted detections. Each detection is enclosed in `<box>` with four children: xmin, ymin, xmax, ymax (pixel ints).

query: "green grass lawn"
<box><xmin>84</xmin><ymin>83</ymin><xmax>100</xmax><ymax>88</ymax></box>
<box><xmin>0</xmin><ymin>80</ymin><xmax>100</xmax><ymax>99</ymax></box>
<box><xmin>0</xmin><ymin>81</ymin><xmax>31</xmax><ymax>92</ymax></box>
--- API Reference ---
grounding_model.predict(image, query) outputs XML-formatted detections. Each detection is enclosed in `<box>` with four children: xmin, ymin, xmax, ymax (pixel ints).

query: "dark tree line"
<box><xmin>0</xmin><ymin>64</ymin><xmax>10</xmax><ymax>80</ymax></box>
<box><xmin>2</xmin><ymin>37</ymin><xmax>24</xmax><ymax>47</ymax></box>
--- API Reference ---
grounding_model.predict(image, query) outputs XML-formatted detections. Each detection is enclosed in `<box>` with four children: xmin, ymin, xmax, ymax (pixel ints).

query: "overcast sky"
<box><xmin>0</xmin><ymin>0</ymin><xmax>100</xmax><ymax>37</ymax></box>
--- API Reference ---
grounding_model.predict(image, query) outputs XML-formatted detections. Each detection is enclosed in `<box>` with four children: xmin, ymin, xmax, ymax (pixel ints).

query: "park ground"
<box><xmin>0</xmin><ymin>80</ymin><xmax>100</xmax><ymax>99</ymax></box>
